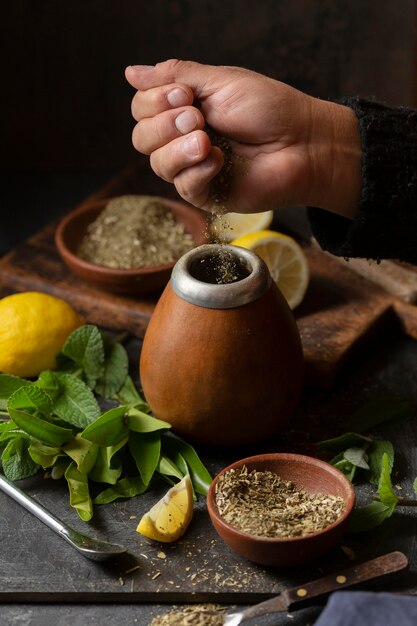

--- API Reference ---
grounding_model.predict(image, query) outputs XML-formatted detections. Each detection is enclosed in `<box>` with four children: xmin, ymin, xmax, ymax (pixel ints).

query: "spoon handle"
<box><xmin>0</xmin><ymin>473</ymin><xmax>67</xmax><ymax>536</ymax></box>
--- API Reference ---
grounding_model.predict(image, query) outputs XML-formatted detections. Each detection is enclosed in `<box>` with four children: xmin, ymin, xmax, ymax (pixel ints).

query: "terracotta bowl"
<box><xmin>55</xmin><ymin>197</ymin><xmax>210</xmax><ymax>294</ymax></box>
<box><xmin>207</xmin><ymin>453</ymin><xmax>355</xmax><ymax>568</ymax></box>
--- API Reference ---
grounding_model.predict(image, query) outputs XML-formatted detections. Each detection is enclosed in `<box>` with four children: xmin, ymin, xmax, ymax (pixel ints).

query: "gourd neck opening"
<box><xmin>170</xmin><ymin>244</ymin><xmax>271</xmax><ymax>309</ymax></box>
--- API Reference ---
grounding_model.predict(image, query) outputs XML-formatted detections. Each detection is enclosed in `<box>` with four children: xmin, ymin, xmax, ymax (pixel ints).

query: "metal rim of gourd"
<box><xmin>170</xmin><ymin>244</ymin><xmax>271</xmax><ymax>309</ymax></box>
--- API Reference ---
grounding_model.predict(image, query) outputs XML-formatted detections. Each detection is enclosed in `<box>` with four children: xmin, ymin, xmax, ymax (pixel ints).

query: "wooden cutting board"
<box><xmin>1</xmin><ymin>163</ymin><xmax>417</xmax><ymax>388</ymax></box>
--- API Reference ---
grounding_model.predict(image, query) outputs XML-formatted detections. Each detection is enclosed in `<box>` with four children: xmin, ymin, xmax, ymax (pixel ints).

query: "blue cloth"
<box><xmin>314</xmin><ymin>591</ymin><xmax>417</xmax><ymax>626</ymax></box>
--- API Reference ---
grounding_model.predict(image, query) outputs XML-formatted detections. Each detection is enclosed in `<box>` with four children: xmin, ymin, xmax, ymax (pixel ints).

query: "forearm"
<box><xmin>308</xmin><ymin>97</ymin><xmax>417</xmax><ymax>262</ymax></box>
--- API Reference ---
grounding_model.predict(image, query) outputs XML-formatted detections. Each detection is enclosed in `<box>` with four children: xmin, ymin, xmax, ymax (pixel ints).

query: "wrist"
<box><xmin>307</xmin><ymin>98</ymin><xmax>362</xmax><ymax>219</ymax></box>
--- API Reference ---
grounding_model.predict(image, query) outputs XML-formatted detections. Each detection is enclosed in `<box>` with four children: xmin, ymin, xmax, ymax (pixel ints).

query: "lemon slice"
<box><xmin>136</xmin><ymin>475</ymin><xmax>193</xmax><ymax>542</ymax></box>
<box><xmin>211</xmin><ymin>210</ymin><xmax>274</xmax><ymax>242</ymax></box>
<box><xmin>232</xmin><ymin>230</ymin><xmax>309</xmax><ymax>309</ymax></box>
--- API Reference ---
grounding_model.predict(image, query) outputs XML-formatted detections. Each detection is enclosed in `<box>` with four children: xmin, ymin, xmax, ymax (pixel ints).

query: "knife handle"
<box><xmin>283</xmin><ymin>551</ymin><xmax>408</xmax><ymax>611</ymax></box>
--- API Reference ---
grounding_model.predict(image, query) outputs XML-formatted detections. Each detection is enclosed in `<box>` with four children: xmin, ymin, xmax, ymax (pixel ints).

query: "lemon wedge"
<box><xmin>232</xmin><ymin>230</ymin><xmax>309</xmax><ymax>309</ymax></box>
<box><xmin>211</xmin><ymin>210</ymin><xmax>274</xmax><ymax>242</ymax></box>
<box><xmin>136</xmin><ymin>475</ymin><xmax>193</xmax><ymax>542</ymax></box>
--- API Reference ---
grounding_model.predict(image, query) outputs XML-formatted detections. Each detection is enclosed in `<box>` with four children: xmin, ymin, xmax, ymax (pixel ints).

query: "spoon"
<box><xmin>0</xmin><ymin>473</ymin><xmax>127</xmax><ymax>561</ymax></box>
<box><xmin>222</xmin><ymin>551</ymin><xmax>408</xmax><ymax>625</ymax></box>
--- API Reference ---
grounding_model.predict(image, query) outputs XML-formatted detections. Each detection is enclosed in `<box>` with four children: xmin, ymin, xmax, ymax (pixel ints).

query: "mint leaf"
<box><xmin>53</xmin><ymin>373</ymin><xmax>101</xmax><ymax>428</ymax></box>
<box><xmin>8</xmin><ymin>385</ymin><xmax>53</xmax><ymax>419</ymax></box>
<box><xmin>343</xmin><ymin>447</ymin><xmax>370</xmax><ymax>470</ymax></box>
<box><xmin>129</xmin><ymin>431</ymin><xmax>161</xmax><ymax>486</ymax></box>
<box><xmin>115</xmin><ymin>376</ymin><xmax>148</xmax><ymax>409</ymax></box>
<box><xmin>378</xmin><ymin>453</ymin><xmax>398</xmax><ymax>510</ymax></box>
<box><xmin>317</xmin><ymin>432</ymin><xmax>372</xmax><ymax>453</ymax></box>
<box><xmin>348</xmin><ymin>396</ymin><xmax>415</xmax><ymax>433</ymax></box>
<box><xmin>81</xmin><ymin>405</ymin><xmax>129</xmax><ymax>446</ymax></box>
<box><xmin>95</xmin><ymin>342</ymin><xmax>129</xmax><ymax>399</ymax></box>
<box><xmin>35</xmin><ymin>371</ymin><xmax>61</xmax><ymax>403</ymax></box>
<box><xmin>2</xmin><ymin>438</ymin><xmax>39</xmax><ymax>480</ymax></box>
<box><xmin>348</xmin><ymin>501</ymin><xmax>393</xmax><ymax>533</ymax></box>
<box><xmin>0</xmin><ymin>374</ymin><xmax>31</xmax><ymax>410</ymax></box>
<box><xmin>60</xmin><ymin>325</ymin><xmax>105</xmax><ymax>389</ymax></box>
<box><xmin>93</xmin><ymin>477</ymin><xmax>147</xmax><ymax>505</ymax></box>
<box><xmin>366</xmin><ymin>439</ymin><xmax>394</xmax><ymax>485</ymax></box>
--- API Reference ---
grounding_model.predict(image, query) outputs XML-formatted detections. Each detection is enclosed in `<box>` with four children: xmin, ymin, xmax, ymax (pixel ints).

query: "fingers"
<box><xmin>132</xmin><ymin>106</ymin><xmax>205</xmax><ymax>154</ymax></box>
<box><xmin>149</xmin><ymin>130</ymin><xmax>212</xmax><ymax>183</ymax></box>
<box><xmin>125</xmin><ymin>59</ymin><xmax>219</xmax><ymax>99</ymax></box>
<box><xmin>131</xmin><ymin>82</ymin><xmax>194</xmax><ymax>121</ymax></box>
<box><xmin>174</xmin><ymin>147</ymin><xmax>224</xmax><ymax>209</ymax></box>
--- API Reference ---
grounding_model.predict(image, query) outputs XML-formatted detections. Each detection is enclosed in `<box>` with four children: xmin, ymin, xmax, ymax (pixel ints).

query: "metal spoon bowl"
<box><xmin>0</xmin><ymin>473</ymin><xmax>127</xmax><ymax>561</ymax></box>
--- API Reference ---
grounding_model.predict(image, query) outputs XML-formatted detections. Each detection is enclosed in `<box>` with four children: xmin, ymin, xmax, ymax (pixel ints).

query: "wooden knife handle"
<box><xmin>283</xmin><ymin>551</ymin><xmax>409</xmax><ymax>611</ymax></box>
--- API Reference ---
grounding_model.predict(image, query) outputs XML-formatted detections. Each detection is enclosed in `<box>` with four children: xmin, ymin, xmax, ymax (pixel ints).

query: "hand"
<box><xmin>125</xmin><ymin>60</ymin><xmax>361</xmax><ymax>218</ymax></box>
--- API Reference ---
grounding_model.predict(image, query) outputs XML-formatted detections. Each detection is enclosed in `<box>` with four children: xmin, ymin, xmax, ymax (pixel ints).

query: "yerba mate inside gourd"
<box><xmin>189</xmin><ymin>248</ymin><xmax>251</xmax><ymax>285</ymax></box>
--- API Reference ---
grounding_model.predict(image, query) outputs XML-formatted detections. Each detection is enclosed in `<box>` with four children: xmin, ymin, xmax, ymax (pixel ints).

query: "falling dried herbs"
<box><xmin>215</xmin><ymin>466</ymin><xmax>345</xmax><ymax>538</ymax></box>
<box><xmin>149</xmin><ymin>604</ymin><xmax>227</xmax><ymax>626</ymax></box>
<box><xmin>77</xmin><ymin>195</ymin><xmax>194</xmax><ymax>269</ymax></box>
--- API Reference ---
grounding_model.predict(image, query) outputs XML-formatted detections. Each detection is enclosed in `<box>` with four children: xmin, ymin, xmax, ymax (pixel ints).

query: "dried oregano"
<box><xmin>77</xmin><ymin>195</ymin><xmax>194</xmax><ymax>269</ymax></box>
<box><xmin>215</xmin><ymin>465</ymin><xmax>345</xmax><ymax>538</ymax></box>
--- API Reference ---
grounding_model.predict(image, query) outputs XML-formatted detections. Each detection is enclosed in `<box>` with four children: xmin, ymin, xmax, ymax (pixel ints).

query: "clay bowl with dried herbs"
<box><xmin>55</xmin><ymin>195</ymin><xmax>210</xmax><ymax>294</ymax></box>
<box><xmin>207</xmin><ymin>453</ymin><xmax>355</xmax><ymax>568</ymax></box>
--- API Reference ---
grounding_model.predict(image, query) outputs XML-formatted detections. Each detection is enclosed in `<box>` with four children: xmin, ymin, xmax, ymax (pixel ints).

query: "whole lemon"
<box><xmin>0</xmin><ymin>292</ymin><xmax>85</xmax><ymax>377</ymax></box>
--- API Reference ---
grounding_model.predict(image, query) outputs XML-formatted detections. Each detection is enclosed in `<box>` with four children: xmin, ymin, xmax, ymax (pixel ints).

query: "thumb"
<box><xmin>125</xmin><ymin>59</ymin><xmax>223</xmax><ymax>98</ymax></box>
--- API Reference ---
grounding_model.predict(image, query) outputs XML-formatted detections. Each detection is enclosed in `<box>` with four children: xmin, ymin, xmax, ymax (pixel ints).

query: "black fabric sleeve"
<box><xmin>307</xmin><ymin>97</ymin><xmax>417</xmax><ymax>262</ymax></box>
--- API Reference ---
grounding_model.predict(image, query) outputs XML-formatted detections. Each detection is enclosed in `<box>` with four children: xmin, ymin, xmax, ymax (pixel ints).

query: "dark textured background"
<box><xmin>0</xmin><ymin>0</ymin><xmax>416</xmax><ymax>253</ymax></box>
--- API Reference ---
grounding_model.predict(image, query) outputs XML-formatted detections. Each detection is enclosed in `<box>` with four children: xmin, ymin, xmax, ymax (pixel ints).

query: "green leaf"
<box><xmin>8</xmin><ymin>407</ymin><xmax>73</xmax><ymax>447</ymax></box>
<box><xmin>93</xmin><ymin>477</ymin><xmax>147</xmax><ymax>505</ymax></box>
<box><xmin>2</xmin><ymin>438</ymin><xmax>39</xmax><ymax>480</ymax></box>
<box><xmin>348</xmin><ymin>501</ymin><xmax>393</xmax><ymax>533</ymax></box>
<box><xmin>378</xmin><ymin>453</ymin><xmax>398</xmax><ymax>509</ymax></box>
<box><xmin>332</xmin><ymin>456</ymin><xmax>357</xmax><ymax>481</ymax></box>
<box><xmin>348</xmin><ymin>396</ymin><xmax>415</xmax><ymax>433</ymax></box>
<box><xmin>115</xmin><ymin>376</ymin><xmax>148</xmax><ymax>408</ymax></box>
<box><xmin>64</xmin><ymin>462</ymin><xmax>93</xmax><ymax>521</ymax></box>
<box><xmin>89</xmin><ymin>446</ymin><xmax>122</xmax><ymax>485</ymax></box>
<box><xmin>106</xmin><ymin>437</ymin><xmax>129</xmax><ymax>469</ymax></box>
<box><xmin>157</xmin><ymin>454</ymin><xmax>185</xmax><ymax>481</ymax></box>
<box><xmin>53</xmin><ymin>373</ymin><xmax>101</xmax><ymax>428</ymax></box>
<box><xmin>128</xmin><ymin>407</ymin><xmax>171</xmax><ymax>433</ymax></box>
<box><xmin>60</xmin><ymin>325</ymin><xmax>105</xmax><ymax>389</ymax></box>
<box><xmin>366</xmin><ymin>439</ymin><xmax>394</xmax><ymax>485</ymax></box>
<box><xmin>317</xmin><ymin>432</ymin><xmax>372</xmax><ymax>453</ymax></box>
<box><xmin>128</xmin><ymin>431</ymin><xmax>161</xmax><ymax>486</ymax></box>
<box><xmin>414</xmin><ymin>477</ymin><xmax>417</xmax><ymax>495</ymax></box>
<box><xmin>28</xmin><ymin>441</ymin><xmax>63</xmax><ymax>467</ymax></box>
<box><xmin>94</xmin><ymin>342</ymin><xmax>129</xmax><ymax>399</ymax></box>
<box><xmin>63</xmin><ymin>434</ymin><xmax>99</xmax><ymax>474</ymax></box>
<box><xmin>161</xmin><ymin>434</ymin><xmax>212</xmax><ymax>496</ymax></box>
<box><xmin>81</xmin><ymin>405</ymin><xmax>129</xmax><ymax>446</ymax></box>
<box><xmin>0</xmin><ymin>423</ymin><xmax>29</xmax><ymax>445</ymax></box>
<box><xmin>8</xmin><ymin>385</ymin><xmax>53</xmax><ymax>419</ymax></box>
<box><xmin>34</xmin><ymin>371</ymin><xmax>61</xmax><ymax>403</ymax></box>
<box><xmin>343</xmin><ymin>447</ymin><xmax>370</xmax><ymax>470</ymax></box>
<box><xmin>0</xmin><ymin>374</ymin><xmax>31</xmax><ymax>410</ymax></box>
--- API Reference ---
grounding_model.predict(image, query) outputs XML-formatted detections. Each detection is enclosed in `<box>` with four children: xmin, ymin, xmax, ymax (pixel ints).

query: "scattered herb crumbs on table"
<box><xmin>215</xmin><ymin>465</ymin><xmax>345</xmax><ymax>538</ymax></box>
<box><xmin>149</xmin><ymin>604</ymin><xmax>227</xmax><ymax>626</ymax></box>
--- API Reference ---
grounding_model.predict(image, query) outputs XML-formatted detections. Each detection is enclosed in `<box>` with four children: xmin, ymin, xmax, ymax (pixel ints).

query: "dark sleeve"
<box><xmin>307</xmin><ymin>97</ymin><xmax>417</xmax><ymax>262</ymax></box>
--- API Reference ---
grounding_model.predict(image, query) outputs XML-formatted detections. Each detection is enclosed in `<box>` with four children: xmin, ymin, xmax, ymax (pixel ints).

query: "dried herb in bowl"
<box><xmin>215</xmin><ymin>465</ymin><xmax>345</xmax><ymax>538</ymax></box>
<box><xmin>77</xmin><ymin>195</ymin><xmax>195</xmax><ymax>269</ymax></box>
